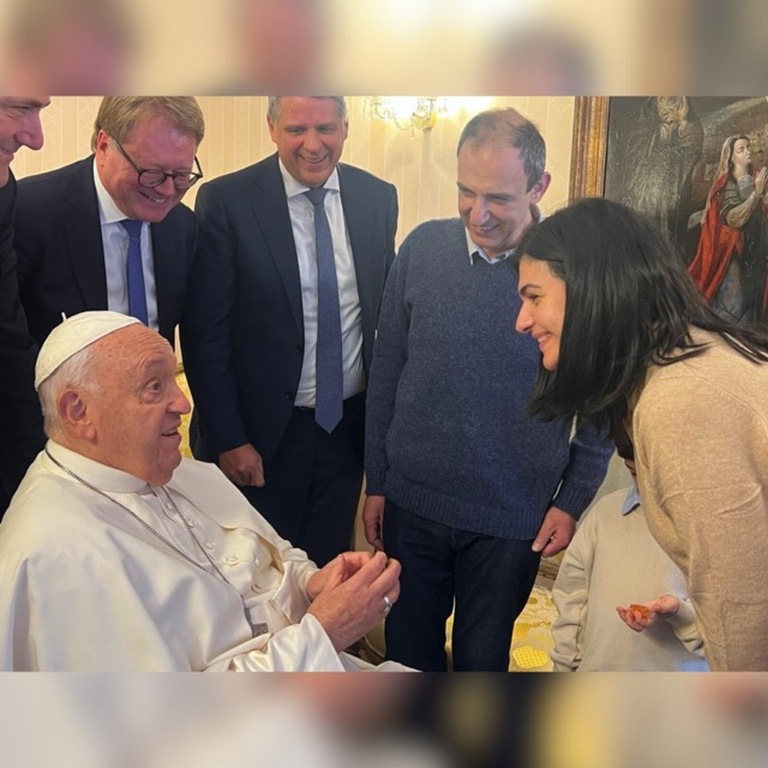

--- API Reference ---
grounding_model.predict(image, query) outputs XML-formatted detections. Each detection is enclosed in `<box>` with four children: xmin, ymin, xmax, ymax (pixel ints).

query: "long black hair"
<box><xmin>515</xmin><ymin>197</ymin><xmax>768</xmax><ymax>433</ymax></box>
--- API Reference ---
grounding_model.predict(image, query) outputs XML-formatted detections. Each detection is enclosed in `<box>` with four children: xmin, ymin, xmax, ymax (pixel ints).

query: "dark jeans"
<box><xmin>383</xmin><ymin>499</ymin><xmax>541</xmax><ymax>671</ymax></box>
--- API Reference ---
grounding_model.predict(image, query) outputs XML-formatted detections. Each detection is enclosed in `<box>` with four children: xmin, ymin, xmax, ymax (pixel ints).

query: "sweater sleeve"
<box><xmin>664</xmin><ymin>596</ymin><xmax>707</xmax><ymax>659</ymax></box>
<box><xmin>364</xmin><ymin>241</ymin><xmax>411</xmax><ymax>495</ymax></box>
<box><xmin>550</xmin><ymin>515</ymin><xmax>596</xmax><ymax>672</ymax></box>
<box><xmin>208</xmin><ymin>614</ymin><xmax>348</xmax><ymax>672</ymax></box>
<box><xmin>551</xmin><ymin>420</ymin><xmax>614</xmax><ymax>519</ymax></box>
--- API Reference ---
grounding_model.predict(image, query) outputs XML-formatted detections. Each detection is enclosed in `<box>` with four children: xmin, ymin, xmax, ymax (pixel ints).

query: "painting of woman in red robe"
<box><xmin>688</xmin><ymin>134</ymin><xmax>768</xmax><ymax>322</ymax></box>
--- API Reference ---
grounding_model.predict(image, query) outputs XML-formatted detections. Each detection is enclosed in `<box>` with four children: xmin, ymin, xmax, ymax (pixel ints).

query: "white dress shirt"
<box><xmin>278</xmin><ymin>160</ymin><xmax>365</xmax><ymax>407</ymax></box>
<box><xmin>93</xmin><ymin>162</ymin><xmax>159</xmax><ymax>330</ymax></box>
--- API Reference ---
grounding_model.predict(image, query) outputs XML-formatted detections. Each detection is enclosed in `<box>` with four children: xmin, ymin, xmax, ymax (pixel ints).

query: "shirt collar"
<box><xmin>620</xmin><ymin>485</ymin><xmax>641</xmax><ymax>516</ymax></box>
<box><xmin>466</xmin><ymin>229</ymin><xmax>516</xmax><ymax>265</ymax></box>
<box><xmin>464</xmin><ymin>204</ymin><xmax>542</xmax><ymax>265</ymax></box>
<box><xmin>92</xmin><ymin>156</ymin><xmax>137</xmax><ymax>226</ymax></box>
<box><xmin>278</xmin><ymin>157</ymin><xmax>340</xmax><ymax>199</ymax></box>
<box><xmin>46</xmin><ymin>439</ymin><xmax>152</xmax><ymax>495</ymax></box>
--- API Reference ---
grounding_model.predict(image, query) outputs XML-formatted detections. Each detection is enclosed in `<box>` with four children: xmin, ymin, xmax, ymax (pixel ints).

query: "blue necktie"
<box><xmin>305</xmin><ymin>187</ymin><xmax>343</xmax><ymax>433</ymax></box>
<box><xmin>120</xmin><ymin>219</ymin><xmax>149</xmax><ymax>325</ymax></box>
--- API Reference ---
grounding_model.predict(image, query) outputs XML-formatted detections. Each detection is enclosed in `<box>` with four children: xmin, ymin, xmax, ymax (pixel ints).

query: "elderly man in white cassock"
<box><xmin>0</xmin><ymin>311</ymin><xmax>404</xmax><ymax>671</ymax></box>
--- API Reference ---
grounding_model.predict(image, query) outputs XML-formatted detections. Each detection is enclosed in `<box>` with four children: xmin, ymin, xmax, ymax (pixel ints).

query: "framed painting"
<box><xmin>570</xmin><ymin>96</ymin><xmax>768</xmax><ymax>324</ymax></box>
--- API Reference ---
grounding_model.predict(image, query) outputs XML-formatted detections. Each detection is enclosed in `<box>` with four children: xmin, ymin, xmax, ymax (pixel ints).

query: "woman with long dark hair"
<box><xmin>514</xmin><ymin>197</ymin><xmax>768</xmax><ymax>671</ymax></box>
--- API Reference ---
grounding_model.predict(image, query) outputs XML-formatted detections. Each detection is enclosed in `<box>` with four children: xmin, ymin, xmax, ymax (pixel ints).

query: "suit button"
<box><xmin>285</xmin><ymin>392</ymin><xmax>293</xmax><ymax>401</ymax></box>
<box><xmin>295</xmin><ymin>345</ymin><xmax>303</xmax><ymax>354</ymax></box>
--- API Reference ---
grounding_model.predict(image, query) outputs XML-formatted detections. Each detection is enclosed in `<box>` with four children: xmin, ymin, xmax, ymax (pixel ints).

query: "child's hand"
<box><xmin>616</xmin><ymin>595</ymin><xmax>681</xmax><ymax>632</ymax></box>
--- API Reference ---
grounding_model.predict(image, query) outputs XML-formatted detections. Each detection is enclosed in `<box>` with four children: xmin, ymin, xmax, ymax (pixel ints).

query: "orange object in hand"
<box><xmin>629</xmin><ymin>603</ymin><xmax>652</xmax><ymax>620</ymax></box>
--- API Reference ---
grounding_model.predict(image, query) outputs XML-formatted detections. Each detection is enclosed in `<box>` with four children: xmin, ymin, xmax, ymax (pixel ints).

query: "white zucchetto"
<box><xmin>35</xmin><ymin>311</ymin><xmax>141</xmax><ymax>390</ymax></box>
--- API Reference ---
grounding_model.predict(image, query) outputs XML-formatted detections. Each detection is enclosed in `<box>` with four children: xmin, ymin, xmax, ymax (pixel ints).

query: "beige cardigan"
<box><xmin>629</xmin><ymin>329</ymin><xmax>768</xmax><ymax>671</ymax></box>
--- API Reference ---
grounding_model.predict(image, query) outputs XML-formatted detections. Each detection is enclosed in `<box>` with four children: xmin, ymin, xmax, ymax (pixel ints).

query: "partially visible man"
<box><xmin>14</xmin><ymin>97</ymin><xmax>203</xmax><ymax>348</ymax></box>
<box><xmin>0</xmin><ymin>96</ymin><xmax>49</xmax><ymax>514</ymax></box>
<box><xmin>0</xmin><ymin>311</ymin><xmax>403</xmax><ymax>671</ymax></box>
<box><xmin>364</xmin><ymin>107</ymin><xmax>613</xmax><ymax>671</ymax></box>
<box><xmin>181</xmin><ymin>97</ymin><xmax>398</xmax><ymax>567</ymax></box>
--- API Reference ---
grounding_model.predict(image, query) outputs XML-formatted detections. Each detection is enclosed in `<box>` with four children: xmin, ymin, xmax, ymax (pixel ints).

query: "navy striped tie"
<box><xmin>305</xmin><ymin>187</ymin><xmax>343</xmax><ymax>433</ymax></box>
<box><xmin>120</xmin><ymin>219</ymin><xmax>149</xmax><ymax>325</ymax></box>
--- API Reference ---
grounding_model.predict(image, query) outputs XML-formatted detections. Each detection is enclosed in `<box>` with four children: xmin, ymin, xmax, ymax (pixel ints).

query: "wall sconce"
<box><xmin>365</xmin><ymin>97</ymin><xmax>447</xmax><ymax>134</ymax></box>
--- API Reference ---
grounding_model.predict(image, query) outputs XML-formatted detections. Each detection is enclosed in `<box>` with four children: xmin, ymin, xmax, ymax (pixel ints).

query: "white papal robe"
<box><xmin>0</xmin><ymin>441</ymin><xmax>394</xmax><ymax>671</ymax></box>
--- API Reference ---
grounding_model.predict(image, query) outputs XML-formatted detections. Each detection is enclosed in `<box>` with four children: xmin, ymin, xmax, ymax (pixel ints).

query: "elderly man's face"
<box><xmin>0</xmin><ymin>97</ymin><xmax>49</xmax><ymax>187</ymax></box>
<box><xmin>94</xmin><ymin>113</ymin><xmax>197</xmax><ymax>223</ymax></box>
<box><xmin>268</xmin><ymin>97</ymin><xmax>348</xmax><ymax>188</ymax></box>
<box><xmin>85</xmin><ymin>325</ymin><xmax>190</xmax><ymax>485</ymax></box>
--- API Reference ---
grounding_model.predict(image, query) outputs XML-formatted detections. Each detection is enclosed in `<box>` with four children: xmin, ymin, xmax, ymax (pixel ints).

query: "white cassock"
<box><xmin>0</xmin><ymin>441</ymin><xmax>402</xmax><ymax>671</ymax></box>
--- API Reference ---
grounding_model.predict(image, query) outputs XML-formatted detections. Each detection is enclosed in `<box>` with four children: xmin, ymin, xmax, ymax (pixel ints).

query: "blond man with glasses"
<box><xmin>14</xmin><ymin>96</ymin><xmax>204</xmax><ymax>349</ymax></box>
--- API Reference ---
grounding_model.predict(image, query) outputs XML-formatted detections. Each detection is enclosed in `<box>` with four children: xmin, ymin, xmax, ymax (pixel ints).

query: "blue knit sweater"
<box><xmin>365</xmin><ymin>218</ymin><xmax>612</xmax><ymax>539</ymax></box>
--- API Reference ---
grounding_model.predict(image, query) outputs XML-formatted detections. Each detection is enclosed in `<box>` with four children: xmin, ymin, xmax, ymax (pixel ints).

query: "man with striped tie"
<box><xmin>182</xmin><ymin>97</ymin><xmax>398</xmax><ymax>567</ymax></box>
<box><xmin>13</xmin><ymin>97</ymin><xmax>204</xmax><ymax>349</ymax></box>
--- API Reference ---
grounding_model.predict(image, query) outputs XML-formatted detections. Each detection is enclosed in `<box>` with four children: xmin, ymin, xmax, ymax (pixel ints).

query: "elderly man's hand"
<box><xmin>306</xmin><ymin>551</ymin><xmax>376</xmax><ymax>601</ymax></box>
<box><xmin>307</xmin><ymin>551</ymin><xmax>401</xmax><ymax>653</ymax></box>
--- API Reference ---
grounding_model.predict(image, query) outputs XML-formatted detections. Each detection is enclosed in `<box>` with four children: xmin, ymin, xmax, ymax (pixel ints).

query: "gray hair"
<box><xmin>457</xmin><ymin>107</ymin><xmax>546</xmax><ymax>192</ymax></box>
<box><xmin>38</xmin><ymin>344</ymin><xmax>100</xmax><ymax>439</ymax></box>
<box><xmin>267</xmin><ymin>96</ymin><xmax>347</xmax><ymax>123</ymax></box>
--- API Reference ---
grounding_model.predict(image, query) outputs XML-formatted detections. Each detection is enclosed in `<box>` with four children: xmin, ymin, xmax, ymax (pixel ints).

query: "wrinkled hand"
<box><xmin>616</xmin><ymin>594</ymin><xmax>681</xmax><ymax>632</ymax></box>
<box><xmin>362</xmin><ymin>494</ymin><xmax>385</xmax><ymax>550</ymax></box>
<box><xmin>532</xmin><ymin>506</ymin><xmax>576</xmax><ymax>557</ymax></box>
<box><xmin>306</xmin><ymin>551</ymin><xmax>376</xmax><ymax>601</ymax></box>
<box><xmin>219</xmin><ymin>443</ymin><xmax>265</xmax><ymax>487</ymax></box>
<box><xmin>307</xmin><ymin>551</ymin><xmax>401</xmax><ymax>652</ymax></box>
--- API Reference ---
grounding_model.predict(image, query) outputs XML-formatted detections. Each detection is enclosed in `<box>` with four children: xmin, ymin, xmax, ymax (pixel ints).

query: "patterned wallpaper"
<box><xmin>12</xmin><ymin>96</ymin><xmax>575</xmax><ymax>246</ymax></box>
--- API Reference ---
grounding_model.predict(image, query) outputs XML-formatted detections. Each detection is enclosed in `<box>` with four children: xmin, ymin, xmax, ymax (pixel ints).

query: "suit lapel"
<box><xmin>338</xmin><ymin>165</ymin><xmax>374</xmax><ymax>316</ymax></box>
<box><xmin>250</xmin><ymin>157</ymin><xmax>304</xmax><ymax>336</ymax></box>
<box><xmin>150</xmin><ymin>216</ymin><xmax>184</xmax><ymax>342</ymax></box>
<box><xmin>64</xmin><ymin>157</ymin><xmax>108</xmax><ymax>310</ymax></box>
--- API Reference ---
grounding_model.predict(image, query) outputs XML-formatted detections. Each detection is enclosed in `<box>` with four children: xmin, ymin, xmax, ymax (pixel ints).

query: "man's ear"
<box><xmin>267</xmin><ymin>116</ymin><xmax>277</xmax><ymax>144</ymax></box>
<box><xmin>58</xmin><ymin>390</ymin><xmax>95</xmax><ymax>440</ymax></box>
<box><xmin>93</xmin><ymin>129</ymin><xmax>110</xmax><ymax>166</ymax></box>
<box><xmin>529</xmin><ymin>171</ymin><xmax>552</xmax><ymax>204</ymax></box>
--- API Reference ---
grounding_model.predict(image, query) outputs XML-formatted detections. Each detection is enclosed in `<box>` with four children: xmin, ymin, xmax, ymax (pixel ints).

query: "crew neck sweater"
<box><xmin>365</xmin><ymin>218</ymin><xmax>611</xmax><ymax>539</ymax></box>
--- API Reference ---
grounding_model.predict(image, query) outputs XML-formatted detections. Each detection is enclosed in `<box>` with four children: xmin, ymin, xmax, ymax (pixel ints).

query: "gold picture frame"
<box><xmin>568</xmin><ymin>96</ymin><xmax>609</xmax><ymax>201</ymax></box>
<box><xmin>569</xmin><ymin>96</ymin><xmax>768</xmax><ymax>324</ymax></box>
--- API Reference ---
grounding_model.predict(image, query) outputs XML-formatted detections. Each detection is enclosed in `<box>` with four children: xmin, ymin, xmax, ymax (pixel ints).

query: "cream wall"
<box><xmin>12</xmin><ymin>96</ymin><xmax>574</xmax><ymax>243</ymax></box>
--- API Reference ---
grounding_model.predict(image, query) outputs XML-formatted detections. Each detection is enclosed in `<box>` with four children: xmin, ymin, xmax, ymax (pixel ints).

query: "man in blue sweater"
<box><xmin>363</xmin><ymin>107</ymin><xmax>612</xmax><ymax>671</ymax></box>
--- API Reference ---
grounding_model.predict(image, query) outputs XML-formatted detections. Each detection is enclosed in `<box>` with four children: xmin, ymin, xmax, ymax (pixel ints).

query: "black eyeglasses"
<box><xmin>111</xmin><ymin>138</ymin><xmax>203</xmax><ymax>190</ymax></box>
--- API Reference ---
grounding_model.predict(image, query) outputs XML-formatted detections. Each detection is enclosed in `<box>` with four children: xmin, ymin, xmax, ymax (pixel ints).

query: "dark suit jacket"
<box><xmin>180</xmin><ymin>153</ymin><xmax>398</xmax><ymax>465</ymax></box>
<box><xmin>14</xmin><ymin>156</ymin><xmax>197</xmax><ymax>347</ymax></box>
<box><xmin>0</xmin><ymin>173</ymin><xmax>45</xmax><ymax>508</ymax></box>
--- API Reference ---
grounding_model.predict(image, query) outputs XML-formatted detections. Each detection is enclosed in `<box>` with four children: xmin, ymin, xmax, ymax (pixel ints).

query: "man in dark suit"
<box><xmin>0</xmin><ymin>96</ymin><xmax>50</xmax><ymax>513</ymax></box>
<box><xmin>181</xmin><ymin>96</ymin><xmax>398</xmax><ymax>566</ymax></box>
<box><xmin>14</xmin><ymin>97</ymin><xmax>205</xmax><ymax>348</ymax></box>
